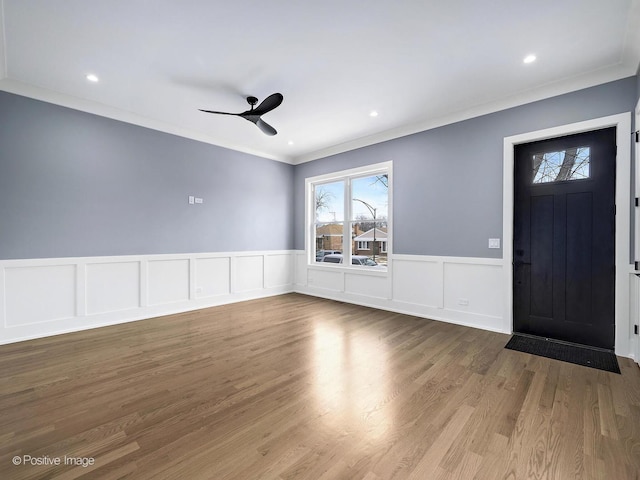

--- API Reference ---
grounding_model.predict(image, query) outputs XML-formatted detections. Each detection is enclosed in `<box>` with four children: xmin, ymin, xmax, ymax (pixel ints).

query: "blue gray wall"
<box><xmin>0</xmin><ymin>92</ymin><xmax>294</xmax><ymax>259</ymax></box>
<box><xmin>1</xmin><ymin>76</ymin><xmax>637</xmax><ymax>261</ymax></box>
<box><xmin>293</xmin><ymin>77</ymin><xmax>638</xmax><ymax>258</ymax></box>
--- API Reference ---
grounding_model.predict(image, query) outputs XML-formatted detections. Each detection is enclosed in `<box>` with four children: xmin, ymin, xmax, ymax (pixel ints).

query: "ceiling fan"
<box><xmin>199</xmin><ymin>93</ymin><xmax>283</xmax><ymax>136</ymax></box>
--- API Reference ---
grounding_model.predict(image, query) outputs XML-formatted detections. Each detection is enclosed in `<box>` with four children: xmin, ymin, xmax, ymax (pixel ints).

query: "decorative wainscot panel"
<box><xmin>296</xmin><ymin>252</ymin><xmax>505</xmax><ymax>334</ymax></box>
<box><xmin>0</xmin><ymin>251</ymin><xmax>295</xmax><ymax>345</ymax></box>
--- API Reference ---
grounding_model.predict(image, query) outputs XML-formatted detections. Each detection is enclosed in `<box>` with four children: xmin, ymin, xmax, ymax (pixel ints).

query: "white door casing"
<box><xmin>503</xmin><ymin>113</ymin><xmax>632</xmax><ymax>358</ymax></box>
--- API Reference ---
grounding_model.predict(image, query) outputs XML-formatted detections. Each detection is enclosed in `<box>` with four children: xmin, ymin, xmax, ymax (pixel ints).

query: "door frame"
<box><xmin>635</xmin><ymin>98</ymin><xmax>640</xmax><ymax>365</ymax></box>
<box><xmin>503</xmin><ymin>113</ymin><xmax>632</xmax><ymax>357</ymax></box>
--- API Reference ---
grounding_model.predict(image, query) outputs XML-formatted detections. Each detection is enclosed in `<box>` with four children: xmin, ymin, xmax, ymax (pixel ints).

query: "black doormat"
<box><xmin>505</xmin><ymin>334</ymin><xmax>620</xmax><ymax>374</ymax></box>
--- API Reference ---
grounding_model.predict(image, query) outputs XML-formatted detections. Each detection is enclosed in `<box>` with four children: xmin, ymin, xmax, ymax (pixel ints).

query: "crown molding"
<box><xmin>1</xmin><ymin>61</ymin><xmax>634</xmax><ymax>168</ymax></box>
<box><xmin>0</xmin><ymin>78</ymin><xmax>295</xmax><ymax>165</ymax></box>
<box><xmin>292</xmin><ymin>64</ymin><xmax>636</xmax><ymax>164</ymax></box>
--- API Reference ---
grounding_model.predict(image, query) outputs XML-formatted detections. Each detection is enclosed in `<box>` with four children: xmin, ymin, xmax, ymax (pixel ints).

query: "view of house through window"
<box><xmin>311</xmin><ymin>164</ymin><xmax>390</xmax><ymax>269</ymax></box>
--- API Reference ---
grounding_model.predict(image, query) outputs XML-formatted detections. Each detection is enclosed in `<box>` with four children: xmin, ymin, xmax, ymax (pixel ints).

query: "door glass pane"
<box><xmin>532</xmin><ymin>146</ymin><xmax>590</xmax><ymax>184</ymax></box>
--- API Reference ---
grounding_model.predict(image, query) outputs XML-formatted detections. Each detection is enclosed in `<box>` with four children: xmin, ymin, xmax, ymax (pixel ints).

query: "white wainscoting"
<box><xmin>5</xmin><ymin>250</ymin><xmax>636</xmax><ymax>359</ymax></box>
<box><xmin>0</xmin><ymin>250</ymin><xmax>295</xmax><ymax>345</ymax></box>
<box><xmin>295</xmin><ymin>252</ymin><xmax>505</xmax><ymax>334</ymax></box>
<box><xmin>630</xmin><ymin>273</ymin><xmax>640</xmax><ymax>365</ymax></box>
<box><xmin>296</xmin><ymin>252</ymin><xmax>638</xmax><ymax>358</ymax></box>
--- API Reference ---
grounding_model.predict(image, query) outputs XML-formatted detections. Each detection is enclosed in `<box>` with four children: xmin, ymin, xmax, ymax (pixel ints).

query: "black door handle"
<box><xmin>513</xmin><ymin>261</ymin><xmax>531</xmax><ymax>266</ymax></box>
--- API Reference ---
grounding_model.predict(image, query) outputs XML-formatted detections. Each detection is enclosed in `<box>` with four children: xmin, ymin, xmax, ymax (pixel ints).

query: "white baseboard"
<box><xmin>0</xmin><ymin>251</ymin><xmax>295</xmax><ymax>345</ymax></box>
<box><xmin>294</xmin><ymin>251</ymin><xmax>639</xmax><ymax>359</ymax></box>
<box><xmin>295</xmin><ymin>285</ymin><xmax>507</xmax><ymax>334</ymax></box>
<box><xmin>4</xmin><ymin>250</ymin><xmax>636</xmax><ymax>362</ymax></box>
<box><xmin>294</xmin><ymin>251</ymin><xmax>508</xmax><ymax>335</ymax></box>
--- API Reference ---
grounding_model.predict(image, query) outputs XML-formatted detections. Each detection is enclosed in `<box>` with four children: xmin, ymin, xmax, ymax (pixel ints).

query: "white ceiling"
<box><xmin>1</xmin><ymin>0</ymin><xmax>639</xmax><ymax>164</ymax></box>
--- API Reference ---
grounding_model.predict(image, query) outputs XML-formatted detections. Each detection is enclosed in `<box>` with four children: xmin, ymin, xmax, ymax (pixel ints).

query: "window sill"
<box><xmin>307</xmin><ymin>263</ymin><xmax>389</xmax><ymax>276</ymax></box>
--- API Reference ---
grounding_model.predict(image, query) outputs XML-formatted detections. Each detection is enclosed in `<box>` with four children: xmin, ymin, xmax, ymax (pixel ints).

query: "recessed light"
<box><xmin>369</xmin><ymin>110</ymin><xmax>379</xmax><ymax>117</ymax></box>
<box><xmin>523</xmin><ymin>54</ymin><xmax>537</xmax><ymax>64</ymax></box>
<box><xmin>85</xmin><ymin>74</ymin><xmax>99</xmax><ymax>82</ymax></box>
<box><xmin>288</xmin><ymin>140</ymin><xmax>294</xmax><ymax>146</ymax></box>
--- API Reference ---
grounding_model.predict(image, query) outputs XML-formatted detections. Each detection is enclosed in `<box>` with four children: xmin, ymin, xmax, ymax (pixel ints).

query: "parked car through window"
<box><xmin>321</xmin><ymin>254</ymin><xmax>383</xmax><ymax>268</ymax></box>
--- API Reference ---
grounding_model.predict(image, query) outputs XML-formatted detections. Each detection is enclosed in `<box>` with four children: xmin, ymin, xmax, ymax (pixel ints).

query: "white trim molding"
<box><xmin>305</xmin><ymin>160</ymin><xmax>393</xmax><ymax>269</ymax></box>
<box><xmin>295</xmin><ymin>251</ymin><xmax>506</xmax><ymax>334</ymax></box>
<box><xmin>0</xmin><ymin>0</ymin><xmax>6</xmax><ymax>80</ymax></box>
<box><xmin>0</xmin><ymin>79</ymin><xmax>292</xmax><ymax>164</ymax></box>
<box><xmin>503</xmin><ymin>112</ymin><xmax>633</xmax><ymax>358</ymax></box>
<box><xmin>633</xmin><ymin>98</ymin><xmax>640</xmax><ymax>365</ymax></box>
<box><xmin>294</xmin><ymin>68</ymin><xmax>636</xmax><ymax>165</ymax></box>
<box><xmin>0</xmin><ymin>250</ymin><xmax>295</xmax><ymax>345</ymax></box>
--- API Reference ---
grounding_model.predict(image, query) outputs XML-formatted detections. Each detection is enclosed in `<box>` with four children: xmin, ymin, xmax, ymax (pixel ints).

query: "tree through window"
<box><xmin>533</xmin><ymin>146</ymin><xmax>590</xmax><ymax>184</ymax></box>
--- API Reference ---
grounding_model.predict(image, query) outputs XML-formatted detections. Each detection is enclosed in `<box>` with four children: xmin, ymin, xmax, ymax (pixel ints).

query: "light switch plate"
<box><xmin>488</xmin><ymin>238</ymin><xmax>501</xmax><ymax>249</ymax></box>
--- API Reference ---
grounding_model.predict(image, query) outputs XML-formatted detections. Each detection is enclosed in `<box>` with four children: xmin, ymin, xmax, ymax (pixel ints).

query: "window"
<box><xmin>307</xmin><ymin>162</ymin><xmax>391</xmax><ymax>270</ymax></box>
<box><xmin>533</xmin><ymin>146</ymin><xmax>590</xmax><ymax>184</ymax></box>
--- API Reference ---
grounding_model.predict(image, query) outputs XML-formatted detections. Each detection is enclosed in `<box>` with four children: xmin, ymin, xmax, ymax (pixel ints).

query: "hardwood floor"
<box><xmin>1</xmin><ymin>293</ymin><xmax>639</xmax><ymax>479</ymax></box>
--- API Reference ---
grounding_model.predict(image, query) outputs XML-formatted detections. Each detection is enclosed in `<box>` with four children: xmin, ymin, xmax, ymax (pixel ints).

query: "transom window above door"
<box><xmin>532</xmin><ymin>146</ymin><xmax>590</xmax><ymax>184</ymax></box>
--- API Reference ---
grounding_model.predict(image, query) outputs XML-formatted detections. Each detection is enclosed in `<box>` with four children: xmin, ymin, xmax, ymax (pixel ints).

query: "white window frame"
<box><xmin>357</xmin><ymin>241</ymin><xmax>370</xmax><ymax>250</ymax></box>
<box><xmin>306</xmin><ymin>161</ymin><xmax>392</xmax><ymax>271</ymax></box>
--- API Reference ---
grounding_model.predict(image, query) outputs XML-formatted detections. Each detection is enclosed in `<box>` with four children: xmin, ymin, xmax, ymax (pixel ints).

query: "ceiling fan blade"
<box><xmin>200</xmin><ymin>94</ymin><xmax>281</xmax><ymax>135</ymax></box>
<box><xmin>252</xmin><ymin>93</ymin><xmax>283</xmax><ymax>116</ymax></box>
<box><xmin>242</xmin><ymin>116</ymin><xmax>277</xmax><ymax>136</ymax></box>
<box><xmin>256</xmin><ymin>118</ymin><xmax>277</xmax><ymax>136</ymax></box>
<box><xmin>198</xmin><ymin>109</ymin><xmax>238</xmax><ymax>116</ymax></box>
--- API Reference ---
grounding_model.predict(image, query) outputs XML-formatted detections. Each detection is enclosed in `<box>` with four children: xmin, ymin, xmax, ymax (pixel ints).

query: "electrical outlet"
<box><xmin>188</xmin><ymin>196</ymin><xmax>195</xmax><ymax>204</ymax></box>
<box><xmin>195</xmin><ymin>197</ymin><xmax>203</xmax><ymax>204</ymax></box>
<box><xmin>457</xmin><ymin>298</ymin><xmax>469</xmax><ymax>306</ymax></box>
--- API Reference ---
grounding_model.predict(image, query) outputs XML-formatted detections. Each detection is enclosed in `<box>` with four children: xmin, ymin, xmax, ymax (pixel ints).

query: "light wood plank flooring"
<box><xmin>1</xmin><ymin>293</ymin><xmax>639</xmax><ymax>479</ymax></box>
